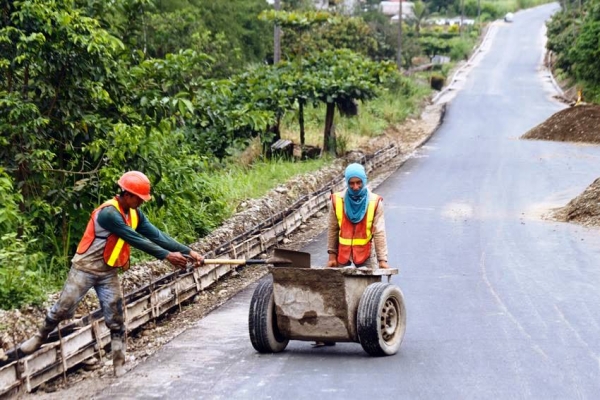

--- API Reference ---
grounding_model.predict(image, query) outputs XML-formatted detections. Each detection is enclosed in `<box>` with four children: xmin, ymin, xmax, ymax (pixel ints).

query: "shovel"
<box><xmin>189</xmin><ymin>248</ymin><xmax>311</xmax><ymax>268</ymax></box>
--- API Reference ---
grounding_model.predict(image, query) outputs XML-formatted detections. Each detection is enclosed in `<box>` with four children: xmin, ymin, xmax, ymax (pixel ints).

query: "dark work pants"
<box><xmin>47</xmin><ymin>267</ymin><xmax>124</xmax><ymax>334</ymax></box>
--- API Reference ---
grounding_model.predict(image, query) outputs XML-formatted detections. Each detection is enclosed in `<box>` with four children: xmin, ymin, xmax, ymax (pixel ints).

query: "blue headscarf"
<box><xmin>344</xmin><ymin>163</ymin><xmax>368</xmax><ymax>223</ymax></box>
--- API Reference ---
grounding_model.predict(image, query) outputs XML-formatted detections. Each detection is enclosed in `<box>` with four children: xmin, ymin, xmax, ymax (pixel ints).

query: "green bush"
<box><xmin>0</xmin><ymin>170</ymin><xmax>64</xmax><ymax>308</ymax></box>
<box><xmin>569</xmin><ymin>7</ymin><xmax>600</xmax><ymax>85</ymax></box>
<box><xmin>144</xmin><ymin>173</ymin><xmax>229</xmax><ymax>244</ymax></box>
<box><xmin>586</xmin><ymin>85</ymin><xmax>600</xmax><ymax>103</ymax></box>
<box><xmin>336</xmin><ymin>134</ymin><xmax>349</xmax><ymax>155</ymax></box>
<box><xmin>464</xmin><ymin>0</ymin><xmax>479</xmax><ymax>17</ymax></box>
<box><xmin>383</xmin><ymin>72</ymin><xmax>421</xmax><ymax>96</ymax></box>
<box><xmin>420</xmin><ymin>30</ymin><xmax>459</xmax><ymax>40</ymax></box>
<box><xmin>0</xmin><ymin>170</ymin><xmax>23</xmax><ymax>235</ymax></box>
<box><xmin>449</xmin><ymin>38</ymin><xmax>474</xmax><ymax>61</ymax></box>
<box><xmin>0</xmin><ymin>233</ymin><xmax>47</xmax><ymax>309</ymax></box>
<box><xmin>481</xmin><ymin>2</ymin><xmax>502</xmax><ymax>19</ymax></box>
<box><xmin>479</xmin><ymin>12</ymin><xmax>493</xmax><ymax>22</ymax></box>
<box><xmin>545</xmin><ymin>0</ymin><xmax>600</xmax><ymax>104</ymax></box>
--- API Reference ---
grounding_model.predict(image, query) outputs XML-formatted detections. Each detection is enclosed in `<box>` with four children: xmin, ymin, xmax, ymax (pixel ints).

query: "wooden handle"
<box><xmin>202</xmin><ymin>259</ymin><xmax>247</xmax><ymax>265</ymax></box>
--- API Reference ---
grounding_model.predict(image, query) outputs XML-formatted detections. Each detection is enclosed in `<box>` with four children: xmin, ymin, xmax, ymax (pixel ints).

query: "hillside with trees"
<box><xmin>546</xmin><ymin>0</ymin><xmax>600</xmax><ymax>103</ymax></box>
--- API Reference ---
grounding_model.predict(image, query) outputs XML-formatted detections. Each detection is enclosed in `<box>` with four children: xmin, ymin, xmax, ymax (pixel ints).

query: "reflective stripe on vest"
<box><xmin>334</xmin><ymin>193</ymin><xmax>379</xmax><ymax>245</ymax></box>
<box><xmin>332</xmin><ymin>191</ymin><xmax>381</xmax><ymax>265</ymax></box>
<box><xmin>105</xmin><ymin>199</ymin><xmax>139</xmax><ymax>266</ymax></box>
<box><xmin>76</xmin><ymin>198</ymin><xmax>139</xmax><ymax>268</ymax></box>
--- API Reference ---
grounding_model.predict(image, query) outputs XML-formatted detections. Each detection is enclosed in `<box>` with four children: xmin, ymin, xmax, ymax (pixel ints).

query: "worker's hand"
<box><xmin>378</xmin><ymin>260</ymin><xmax>391</xmax><ymax>269</ymax></box>
<box><xmin>165</xmin><ymin>252</ymin><xmax>188</xmax><ymax>268</ymax></box>
<box><xmin>326</xmin><ymin>254</ymin><xmax>338</xmax><ymax>268</ymax></box>
<box><xmin>188</xmin><ymin>250</ymin><xmax>204</xmax><ymax>267</ymax></box>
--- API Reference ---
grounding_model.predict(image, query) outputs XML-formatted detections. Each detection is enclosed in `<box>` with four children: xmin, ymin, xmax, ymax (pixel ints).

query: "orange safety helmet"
<box><xmin>117</xmin><ymin>171</ymin><xmax>152</xmax><ymax>201</ymax></box>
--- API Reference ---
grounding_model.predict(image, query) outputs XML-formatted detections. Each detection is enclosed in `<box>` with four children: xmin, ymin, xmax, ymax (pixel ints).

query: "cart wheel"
<box><xmin>357</xmin><ymin>282</ymin><xmax>406</xmax><ymax>356</ymax></box>
<box><xmin>249</xmin><ymin>279</ymin><xmax>289</xmax><ymax>353</ymax></box>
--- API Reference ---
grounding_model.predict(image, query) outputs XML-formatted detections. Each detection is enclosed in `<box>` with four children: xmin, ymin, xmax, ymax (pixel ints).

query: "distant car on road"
<box><xmin>504</xmin><ymin>12</ymin><xmax>514</xmax><ymax>22</ymax></box>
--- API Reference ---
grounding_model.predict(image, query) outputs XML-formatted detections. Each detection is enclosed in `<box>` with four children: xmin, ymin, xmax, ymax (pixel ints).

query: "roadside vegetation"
<box><xmin>0</xmin><ymin>0</ymin><xmax>544</xmax><ymax>310</ymax></box>
<box><xmin>545</xmin><ymin>0</ymin><xmax>600</xmax><ymax>103</ymax></box>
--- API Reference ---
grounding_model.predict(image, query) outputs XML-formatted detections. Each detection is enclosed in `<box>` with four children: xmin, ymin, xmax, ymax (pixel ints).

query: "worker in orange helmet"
<box><xmin>19</xmin><ymin>171</ymin><xmax>204</xmax><ymax>376</ymax></box>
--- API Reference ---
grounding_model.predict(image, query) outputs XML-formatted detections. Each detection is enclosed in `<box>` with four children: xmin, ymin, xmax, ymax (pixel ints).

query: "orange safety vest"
<box><xmin>332</xmin><ymin>191</ymin><xmax>381</xmax><ymax>265</ymax></box>
<box><xmin>76</xmin><ymin>198</ymin><xmax>139</xmax><ymax>268</ymax></box>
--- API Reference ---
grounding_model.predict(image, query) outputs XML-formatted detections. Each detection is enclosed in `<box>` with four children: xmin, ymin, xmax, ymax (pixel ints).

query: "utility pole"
<box><xmin>396</xmin><ymin>0</ymin><xmax>403</xmax><ymax>70</ymax></box>
<box><xmin>477</xmin><ymin>0</ymin><xmax>481</xmax><ymax>25</ymax></box>
<box><xmin>274</xmin><ymin>0</ymin><xmax>281</xmax><ymax>63</ymax></box>
<box><xmin>460</xmin><ymin>0</ymin><xmax>465</xmax><ymax>36</ymax></box>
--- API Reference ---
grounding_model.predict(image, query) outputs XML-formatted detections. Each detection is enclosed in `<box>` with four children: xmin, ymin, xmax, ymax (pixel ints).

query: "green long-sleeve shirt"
<box><xmin>71</xmin><ymin>204</ymin><xmax>190</xmax><ymax>276</ymax></box>
<box><xmin>97</xmin><ymin>206</ymin><xmax>189</xmax><ymax>259</ymax></box>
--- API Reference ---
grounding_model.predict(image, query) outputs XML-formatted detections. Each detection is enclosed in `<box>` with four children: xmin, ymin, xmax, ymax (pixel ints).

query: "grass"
<box><xmin>205</xmin><ymin>157</ymin><xmax>330</xmax><ymax>212</ymax></box>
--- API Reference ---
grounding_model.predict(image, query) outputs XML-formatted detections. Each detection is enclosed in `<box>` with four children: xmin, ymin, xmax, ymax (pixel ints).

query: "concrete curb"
<box><xmin>432</xmin><ymin>21</ymin><xmax>500</xmax><ymax>105</ymax></box>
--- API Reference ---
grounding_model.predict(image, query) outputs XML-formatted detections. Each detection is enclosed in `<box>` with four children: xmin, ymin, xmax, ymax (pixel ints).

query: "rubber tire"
<box><xmin>357</xmin><ymin>282</ymin><xmax>406</xmax><ymax>356</ymax></box>
<box><xmin>249</xmin><ymin>279</ymin><xmax>289</xmax><ymax>353</ymax></box>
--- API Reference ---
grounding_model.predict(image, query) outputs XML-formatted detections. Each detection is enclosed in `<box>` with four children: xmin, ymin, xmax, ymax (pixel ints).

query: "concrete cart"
<box><xmin>249</xmin><ymin>266</ymin><xmax>406</xmax><ymax>356</ymax></box>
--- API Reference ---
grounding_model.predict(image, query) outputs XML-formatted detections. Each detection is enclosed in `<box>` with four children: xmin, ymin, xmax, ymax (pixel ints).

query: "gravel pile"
<box><xmin>521</xmin><ymin>105</ymin><xmax>600</xmax><ymax>143</ymax></box>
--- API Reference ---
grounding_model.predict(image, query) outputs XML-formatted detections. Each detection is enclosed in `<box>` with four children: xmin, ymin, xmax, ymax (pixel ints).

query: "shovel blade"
<box><xmin>271</xmin><ymin>249</ymin><xmax>311</xmax><ymax>268</ymax></box>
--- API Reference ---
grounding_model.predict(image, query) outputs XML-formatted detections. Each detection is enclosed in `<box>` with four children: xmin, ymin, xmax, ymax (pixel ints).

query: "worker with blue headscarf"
<box><xmin>327</xmin><ymin>163</ymin><xmax>390</xmax><ymax>269</ymax></box>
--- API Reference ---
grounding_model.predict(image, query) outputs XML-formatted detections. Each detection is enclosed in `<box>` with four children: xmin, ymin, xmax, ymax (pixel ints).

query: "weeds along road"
<box><xmin>95</xmin><ymin>4</ymin><xmax>600</xmax><ymax>399</ymax></box>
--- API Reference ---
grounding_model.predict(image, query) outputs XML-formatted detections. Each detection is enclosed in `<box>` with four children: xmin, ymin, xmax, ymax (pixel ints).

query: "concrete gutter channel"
<box><xmin>432</xmin><ymin>21</ymin><xmax>499</xmax><ymax>105</ymax></box>
<box><xmin>1</xmin><ymin>18</ymin><xmax>515</xmax><ymax>397</ymax></box>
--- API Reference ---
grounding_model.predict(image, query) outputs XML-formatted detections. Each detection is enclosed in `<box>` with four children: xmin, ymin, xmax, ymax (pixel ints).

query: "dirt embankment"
<box><xmin>520</xmin><ymin>104</ymin><xmax>600</xmax><ymax>227</ymax></box>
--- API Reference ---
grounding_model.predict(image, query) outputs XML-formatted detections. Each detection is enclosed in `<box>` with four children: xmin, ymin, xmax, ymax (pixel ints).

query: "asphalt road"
<box><xmin>97</xmin><ymin>5</ymin><xmax>600</xmax><ymax>399</ymax></box>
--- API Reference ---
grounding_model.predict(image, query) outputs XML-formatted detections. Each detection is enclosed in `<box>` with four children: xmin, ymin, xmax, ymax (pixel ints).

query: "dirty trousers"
<box><xmin>47</xmin><ymin>268</ymin><xmax>124</xmax><ymax>334</ymax></box>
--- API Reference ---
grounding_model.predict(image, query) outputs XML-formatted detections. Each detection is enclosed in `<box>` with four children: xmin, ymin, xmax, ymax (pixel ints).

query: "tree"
<box><xmin>260</xmin><ymin>10</ymin><xmax>378</xmax><ymax>60</ymax></box>
<box><xmin>77</xmin><ymin>0</ymin><xmax>269</xmax><ymax>73</ymax></box>
<box><xmin>299</xmin><ymin>50</ymin><xmax>395</xmax><ymax>154</ymax></box>
<box><xmin>229</xmin><ymin>65</ymin><xmax>295</xmax><ymax>153</ymax></box>
<box><xmin>546</xmin><ymin>6</ymin><xmax>587</xmax><ymax>74</ymax></box>
<box><xmin>569</xmin><ymin>0</ymin><xmax>600</xmax><ymax>84</ymax></box>
<box><xmin>0</xmin><ymin>0</ymin><xmax>231</xmax><ymax>264</ymax></box>
<box><xmin>412</xmin><ymin>1</ymin><xmax>429</xmax><ymax>37</ymax></box>
<box><xmin>361</xmin><ymin>10</ymin><xmax>400</xmax><ymax>61</ymax></box>
<box><xmin>187</xmin><ymin>0</ymin><xmax>272</xmax><ymax>64</ymax></box>
<box><xmin>0</xmin><ymin>0</ymin><xmax>127</xmax><ymax>244</ymax></box>
<box><xmin>419</xmin><ymin>36</ymin><xmax>452</xmax><ymax>58</ymax></box>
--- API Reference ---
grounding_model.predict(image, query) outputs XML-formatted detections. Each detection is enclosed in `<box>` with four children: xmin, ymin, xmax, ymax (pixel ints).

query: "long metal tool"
<box><xmin>198</xmin><ymin>248</ymin><xmax>311</xmax><ymax>268</ymax></box>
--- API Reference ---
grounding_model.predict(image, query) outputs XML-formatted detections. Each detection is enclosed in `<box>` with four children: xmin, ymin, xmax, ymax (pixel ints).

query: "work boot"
<box><xmin>20</xmin><ymin>317</ymin><xmax>58</xmax><ymax>355</ymax></box>
<box><xmin>111</xmin><ymin>333</ymin><xmax>126</xmax><ymax>377</ymax></box>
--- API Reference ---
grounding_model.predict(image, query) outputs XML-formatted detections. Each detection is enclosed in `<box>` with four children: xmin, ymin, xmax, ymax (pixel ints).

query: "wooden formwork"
<box><xmin>0</xmin><ymin>147</ymin><xmax>398</xmax><ymax>398</ymax></box>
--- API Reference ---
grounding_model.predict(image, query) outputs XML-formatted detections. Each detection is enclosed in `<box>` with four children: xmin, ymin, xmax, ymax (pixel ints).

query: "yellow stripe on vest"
<box><xmin>106</xmin><ymin>199</ymin><xmax>139</xmax><ymax>267</ymax></box>
<box><xmin>335</xmin><ymin>195</ymin><xmax>344</xmax><ymax>228</ymax></box>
